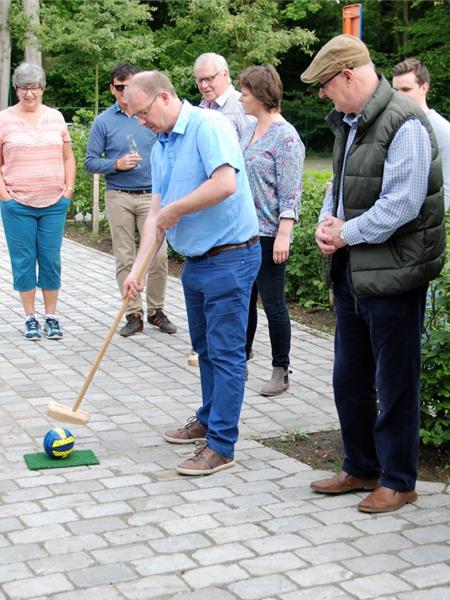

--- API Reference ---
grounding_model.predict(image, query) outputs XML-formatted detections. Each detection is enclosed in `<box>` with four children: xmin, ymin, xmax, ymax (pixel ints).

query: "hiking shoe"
<box><xmin>147</xmin><ymin>309</ymin><xmax>177</xmax><ymax>334</ymax></box>
<box><xmin>163</xmin><ymin>416</ymin><xmax>207</xmax><ymax>444</ymax></box>
<box><xmin>24</xmin><ymin>316</ymin><xmax>41</xmax><ymax>341</ymax></box>
<box><xmin>176</xmin><ymin>443</ymin><xmax>235</xmax><ymax>476</ymax></box>
<box><xmin>120</xmin><ymin>313</ymin><xmax>143</xmax><ymax>337</ymax></box>
<box><xmin>44</xmin><ymin>317</ymin><xmax>63</xmax><ymax>340</ymax></box>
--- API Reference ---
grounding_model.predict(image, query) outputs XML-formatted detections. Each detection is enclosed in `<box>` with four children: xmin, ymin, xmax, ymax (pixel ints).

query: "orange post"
<box><xmin>342</xmin><ymin>3</ymin><xmax>362</xmax><ymax>39</ymax></box>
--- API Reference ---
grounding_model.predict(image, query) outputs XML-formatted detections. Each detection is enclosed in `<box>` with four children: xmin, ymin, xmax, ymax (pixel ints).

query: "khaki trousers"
<box><xmin>105</xmin><ymin>190</ymin><xmax>168</xmax><ymax>316</ymax></box>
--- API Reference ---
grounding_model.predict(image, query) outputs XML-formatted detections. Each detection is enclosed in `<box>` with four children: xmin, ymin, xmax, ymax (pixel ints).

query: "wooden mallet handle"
<box><xmin>70</xmin><ymin>237</ymin><xmax>164</xmax><ymax>413</ymax></box>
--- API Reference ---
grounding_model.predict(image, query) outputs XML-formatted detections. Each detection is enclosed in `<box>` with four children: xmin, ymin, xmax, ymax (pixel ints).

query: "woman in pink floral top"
<box><xmin>239</xmin><ymin>64</ymin><xmax>304</xmax><ymax>396</ymax></box>
<box><xmin>0</xmin><ymin>63</ymin><xmax>76</xmax><ymax>340</ymax></box>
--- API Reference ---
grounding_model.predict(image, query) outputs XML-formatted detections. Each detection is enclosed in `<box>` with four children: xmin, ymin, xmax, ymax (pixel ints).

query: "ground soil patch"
<box><xmin>261</xmin><ymin>430</ymin><xmax>450</xmax><ymax>484</ymax></box>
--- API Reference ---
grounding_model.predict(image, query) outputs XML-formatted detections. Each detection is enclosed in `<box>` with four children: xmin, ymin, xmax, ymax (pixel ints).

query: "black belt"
<box><xmin>189</xmin><ymin>235</ymin><xmax>259</xmax><ymax>260</ymax></box>
<box><xmin>115</xmin><ymin>189</ymin><xmax>151</xmax><ymax>195</ymax></box>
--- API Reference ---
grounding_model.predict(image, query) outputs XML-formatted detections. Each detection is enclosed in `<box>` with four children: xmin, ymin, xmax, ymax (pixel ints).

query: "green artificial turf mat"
<box><xmin>24</xmin><ymin>449</ymin><xmax>99</xmax><ymax>470</ymax></box>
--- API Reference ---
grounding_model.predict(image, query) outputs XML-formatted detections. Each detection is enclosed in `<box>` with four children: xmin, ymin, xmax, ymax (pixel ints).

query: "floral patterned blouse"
<box><xmin>240</xmin><ymin>118</ymin><xmax>304</xmax><ymax>237</ymax></box>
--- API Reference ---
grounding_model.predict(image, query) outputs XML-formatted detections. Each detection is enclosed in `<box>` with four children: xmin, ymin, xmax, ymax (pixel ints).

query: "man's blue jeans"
<box><xmin>182</xmin><ymin>242</ymin><xmax>261</xmax><ymax>459</ymax></box>
<box><xmin>333</xmin><ymin>253</ymin><xmax>427</xmax><ymax>491</ymax></box>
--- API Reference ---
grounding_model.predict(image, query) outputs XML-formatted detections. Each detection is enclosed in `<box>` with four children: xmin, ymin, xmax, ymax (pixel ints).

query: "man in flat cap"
<box><xmin>301</xmin><ymin>35</ymin><xmax>446</xmax><ymax>513</ymax></box>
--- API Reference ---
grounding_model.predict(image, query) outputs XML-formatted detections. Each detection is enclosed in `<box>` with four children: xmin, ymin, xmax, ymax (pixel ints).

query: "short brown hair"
<box><xmin>392</xmin><ymin>58</ymin><xmax>430</xmax><ymax>87</ymax></box>
<box><xmin>237</xmin><ymin>64</ymin><xmax>283</xmax><ymax>111</ymax></box>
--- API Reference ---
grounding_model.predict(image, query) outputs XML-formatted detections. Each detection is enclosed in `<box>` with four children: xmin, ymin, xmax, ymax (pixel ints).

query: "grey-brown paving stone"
<box><xmin>0</xmin><ymin>223</ymin><xmax>449</xmax><ymax>599</ymax></box>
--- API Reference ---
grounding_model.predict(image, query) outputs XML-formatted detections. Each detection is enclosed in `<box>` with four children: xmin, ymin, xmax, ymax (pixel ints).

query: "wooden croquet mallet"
<box><xmin>47</xmin><ymin>237</ymin><xmax>164</xmax><ymax>425</ymax></box>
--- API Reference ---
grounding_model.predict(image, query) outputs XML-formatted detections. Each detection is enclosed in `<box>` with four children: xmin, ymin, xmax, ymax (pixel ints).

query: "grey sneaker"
<box><xmin>44</xmin><ymin>317</ymin><xmax>63</xmax><ymax>340</ymax></box>
<box><xmin>147</xmin><ymin>309</ymin><xmax>177</xmax><ymax>334</ymax></box>
<box><xmin>24</xmin><ymin>316</ymin><xmax>41</xmax><ymax>341</ymax></box>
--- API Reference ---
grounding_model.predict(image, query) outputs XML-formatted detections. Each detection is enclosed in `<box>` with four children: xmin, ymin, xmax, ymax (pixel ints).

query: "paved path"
<box><xmin>0</xmin><ymin>225</ymin><xmax>449</xmax><ymax>600</ymax></box>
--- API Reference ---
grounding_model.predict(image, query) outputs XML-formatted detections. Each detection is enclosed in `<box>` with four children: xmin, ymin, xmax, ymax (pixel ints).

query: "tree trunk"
<box><xmin>23</xmin><ymin>0</ymin><xmax>42</xmax><ymax>66</ymax></box>
<box><xmin>92</xmin><ymin>62</ymin><xmax>100</xmax><ymax>234</ymax></box>
<box><xmin>402</xmin><ymin>0</ymin><xmax>409</xmax><ymax>48</ymax></box>
<box><xmin>0</xmin><ymin>0</ymin><xmax>11</xmax><ymax>110</ymax></box>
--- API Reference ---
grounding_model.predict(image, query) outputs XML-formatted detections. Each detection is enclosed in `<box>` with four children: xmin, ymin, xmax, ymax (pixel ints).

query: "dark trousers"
<box><xmin>246</xmin><ymin>236</ymin><xmax>291</xmax><ymax>369</ymax></box>
<box><xmin>333</xmin><ymin>253</ymin><xmax>427</xmax><ymax>491</ymax></box>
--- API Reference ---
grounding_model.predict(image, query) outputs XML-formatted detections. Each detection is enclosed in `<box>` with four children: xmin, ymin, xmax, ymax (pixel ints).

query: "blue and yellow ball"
<box><xmin>43</xmin><ymin>427</ymin><xmax>75</xmax><ymax>459</ymax></box>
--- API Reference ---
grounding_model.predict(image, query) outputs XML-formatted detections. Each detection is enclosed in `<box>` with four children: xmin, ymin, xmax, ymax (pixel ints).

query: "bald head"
<box><xmin>125</xmin><ymin>70</ymin><xmax>182</xmax><ymax>134</ymax></box>
<box><xmin>127</xmin><ymin>71</ymin><xmax>177</xmax><ymax>99</ymax></box>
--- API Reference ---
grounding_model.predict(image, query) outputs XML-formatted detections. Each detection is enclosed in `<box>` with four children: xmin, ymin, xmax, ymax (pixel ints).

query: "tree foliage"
<box><xmin>153</xmin><ymin>0</ymin><xmax>316</xmax><ymax>98</ymax></box>
<box><xmin>5</xmin><ymin>0</ymin><xmax>450</xmax><ymax>146</ymax></box>
<box><xmin>37</xmin><ymin>0</ymin><xmax>157</xmax><ymax>114</ymax></box>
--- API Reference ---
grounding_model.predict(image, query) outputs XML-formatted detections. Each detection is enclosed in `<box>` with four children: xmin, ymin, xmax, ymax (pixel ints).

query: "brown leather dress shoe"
<box><xmin>163</xmin><ymin>416</ymin><xmax>207</xmax><ymax>444</ymax></box>
<box><xmin>358</xmin><ymin>486</ymin><xmax>417</xmax><ymax>513</ymax></box>
<box><xmin>176</xmin><ymin>443</ymin><xmax>235</xmax><ymax>476</ymax></box>
<box><xmin>311</xmin><ymin>470</ymin><xmax>380</xmax><ymax>494</ymax></box>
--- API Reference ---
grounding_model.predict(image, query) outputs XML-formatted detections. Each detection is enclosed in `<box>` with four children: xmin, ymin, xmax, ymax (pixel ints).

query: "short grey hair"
<box><xmin>12</xmin><ymin>62</ymin><xmax>46</xmax><ymax>89</ymax></box>
<box><xmin>194</xmin><ymin>53</ymin><xmax>231</xmax><ymax>83</ymax></box>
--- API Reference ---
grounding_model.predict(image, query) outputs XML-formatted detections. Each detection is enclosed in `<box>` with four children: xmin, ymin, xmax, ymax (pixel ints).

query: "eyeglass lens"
<box><xmin>196</xmin><ymin>72</ymin><xmax>220</xmax><ymax>85</ymax></box>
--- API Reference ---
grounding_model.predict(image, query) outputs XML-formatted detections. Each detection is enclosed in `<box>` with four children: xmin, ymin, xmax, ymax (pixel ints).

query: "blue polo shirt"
<box><xmin>85</xmin><ymin>101</ymin><xmax>156</xmax><ymax>191</ymax></box>
<box><xmin>151</xmin><ymin>101</ymin><xmax>258</xmax><ymax>257</ymax></box>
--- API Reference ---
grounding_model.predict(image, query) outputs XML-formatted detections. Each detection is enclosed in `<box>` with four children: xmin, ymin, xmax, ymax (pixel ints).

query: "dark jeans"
<box><xmin>333</xmin><ymin>252</ymin><xmax>427</xmax><ymax>491</ymax></box>
<box><xmin>246</xmin><ymin>236</ymin><xmax>291</xmax><ymax>369</ymax></box>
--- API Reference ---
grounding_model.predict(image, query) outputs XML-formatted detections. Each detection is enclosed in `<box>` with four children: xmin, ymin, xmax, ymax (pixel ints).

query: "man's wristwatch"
<box><xmin>339</xmin><ymin>226</ymin><xmax>347</xmax><ymax>243</ymax></box>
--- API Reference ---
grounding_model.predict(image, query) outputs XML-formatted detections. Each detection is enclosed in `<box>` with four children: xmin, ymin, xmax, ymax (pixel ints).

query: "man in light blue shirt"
<box><xmin>123</xmin><ymin>71</ymin><xmax>261</xmax><ymax>476</ymax></box>
<box><xmin>85</xmin><ymin>63</ymin><xmax>176</xmax><ymax>338</ymax></box>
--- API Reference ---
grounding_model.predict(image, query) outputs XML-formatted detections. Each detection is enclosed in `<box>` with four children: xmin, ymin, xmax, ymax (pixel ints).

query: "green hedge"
<box><xmin>286</xmin><ymin>171</ymin><xmax>331</xmax><ymax>308</ymax></box>
<box><xmin>420</xmin><ymin>214</ymin><xmax>450</xmax><ymax>448</ymax></box>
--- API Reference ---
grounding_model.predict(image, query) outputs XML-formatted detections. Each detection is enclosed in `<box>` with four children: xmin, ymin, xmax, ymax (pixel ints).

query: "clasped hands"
<box><xmin>315</xmin><ymin>216</ymin><xmax>347</xmax><ymax>255</ymax></box>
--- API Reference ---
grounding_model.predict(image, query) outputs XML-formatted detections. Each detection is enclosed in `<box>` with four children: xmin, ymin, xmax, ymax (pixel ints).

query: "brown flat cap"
<box><xmin>301</xmin><ymin>34</ymin><xmax>370</xmax><ymax>84</ymax></box>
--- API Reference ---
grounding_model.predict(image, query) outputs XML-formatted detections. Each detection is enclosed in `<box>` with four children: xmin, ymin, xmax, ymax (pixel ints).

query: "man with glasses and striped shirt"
<box><xmin>194</xmin><ymin>53</ymin><xmax>251</xmax><ymax>141</ymax></box>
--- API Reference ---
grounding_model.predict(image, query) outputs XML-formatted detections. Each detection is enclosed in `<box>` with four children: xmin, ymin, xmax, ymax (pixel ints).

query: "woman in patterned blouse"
<box><xmin>238</xmin><ymin>64</ymin><xmax>304</xmax><ymax>396</ymax></box>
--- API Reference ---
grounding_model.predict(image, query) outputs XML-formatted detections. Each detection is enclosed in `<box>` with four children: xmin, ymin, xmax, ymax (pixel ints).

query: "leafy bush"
<box><xmin>285</xmin><ymin>171</ymin><xmax>331</xmax><ymax>308</ymax></box>
<box><xmin>69</xmin><ymin>110</ymin><xmax>105</xmax><ymax>218</ymax></box>
<box><xmin>420</xmin><ymin>215</ymin><xmax>450</xmax><ymax>448</ymax></box>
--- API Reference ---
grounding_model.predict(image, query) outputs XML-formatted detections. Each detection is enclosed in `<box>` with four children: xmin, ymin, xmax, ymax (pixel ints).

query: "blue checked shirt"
<box><xmin>319</xmin><ymin>116</ymin><xmax>432</xmax><ymax>245</ymax></box>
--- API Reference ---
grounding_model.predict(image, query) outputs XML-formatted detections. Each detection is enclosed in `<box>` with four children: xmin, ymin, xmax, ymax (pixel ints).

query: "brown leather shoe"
<box><xmin>358</xmin><ymin>486</ymin><xmax>417</xmax><ymax>513</ymax></box>
<box><xmin>163</xmin><ymin>416</ymin><xmax>207</xmax><ymax>444</ymax></box>
<box><xmin>311</xmin><ymin>470</ymin><xmax>380</xmax><ymax>494</ymax></box>
<box><xmin>176</xmin><ymin>443</ymin><xmax>235</xmax><ymax>476</ymax></box>
<box><xmin>119</xmin><ymin>313</ymin><xmax>143</xmax><ymax>337</ymax></box>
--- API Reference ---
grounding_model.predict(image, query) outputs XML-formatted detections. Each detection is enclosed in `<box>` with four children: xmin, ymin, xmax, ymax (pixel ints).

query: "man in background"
<box><xmin>85</xmin><ymin>62</ymin><xmax>176</xmax><ymax>337</ymax></box>
<box><xmin>194</xmin><ymin>52</ymin><xmax>251</xmax><ymax>140</ymax></box>
<box><xmin>392</xmin><ymin>58</ymin><xmax>450</xmax><ymax>211</ymax></box>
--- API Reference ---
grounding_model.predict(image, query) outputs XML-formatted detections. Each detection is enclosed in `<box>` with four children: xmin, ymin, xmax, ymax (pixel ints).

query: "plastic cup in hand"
<box><xmin>127</xmin><ymin>134</ymin><xmax>142</xmax><ymax>169</ymax></box>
